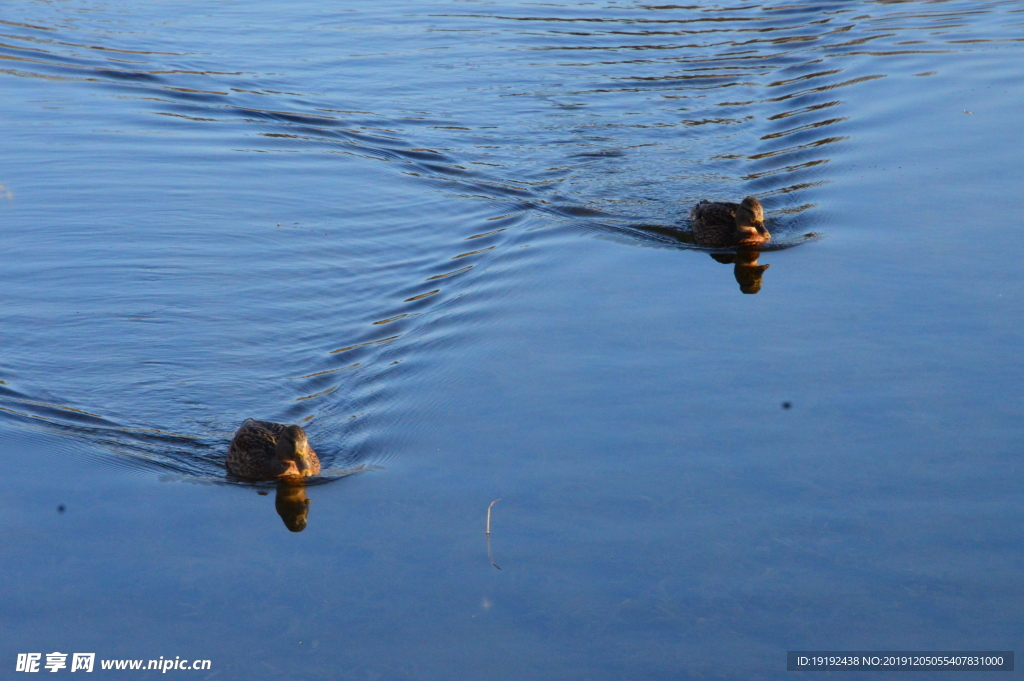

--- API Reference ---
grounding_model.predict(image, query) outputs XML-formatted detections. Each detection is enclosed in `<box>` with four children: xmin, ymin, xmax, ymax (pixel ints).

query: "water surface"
<box><xmin>2</xmin><ymin>0</ymin><xmax>1023</xmax><ymax>678</ymax></box>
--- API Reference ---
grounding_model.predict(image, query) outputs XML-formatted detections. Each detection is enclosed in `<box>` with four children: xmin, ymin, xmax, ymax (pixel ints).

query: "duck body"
<box><xmin>227</xmin><ymin>419</ymin><xmax>320</xmax><ymax>481</ymax></box>
<box><xmin>690</xmin><ymin>196</ymin><xmax>770</xmax><ymax>248</ymax></box>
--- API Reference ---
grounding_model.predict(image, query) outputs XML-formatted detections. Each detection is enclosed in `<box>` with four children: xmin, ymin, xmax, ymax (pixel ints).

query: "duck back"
<box><xmin>690</xmin><ymin>200</ymin><xmax>742</xmax><ymax>248</ymax></box>
<box><xmin>227</xmin><ymin>419</ymin><xmax>295</xmax><ymax>480</ymax></box>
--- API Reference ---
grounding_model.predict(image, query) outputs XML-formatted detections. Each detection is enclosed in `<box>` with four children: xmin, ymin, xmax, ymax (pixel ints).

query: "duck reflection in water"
<box><xmin>257</xmin><ymin>482</ymin><xmax>313</xmax><ymax>532</ymax></box>
<box><xmin>710</xmin><ymin>251</ymin><xmax>770</xmax><ymax>294</ymax></box>
<box><xmin>275</xmin><ymin>482</ymin><xmax>311</xmax><ymax>532</ymax></box>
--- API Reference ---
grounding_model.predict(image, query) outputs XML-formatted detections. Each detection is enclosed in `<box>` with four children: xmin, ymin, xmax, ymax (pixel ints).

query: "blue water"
<box><xmin>2</xmin><ymin>0</ymin><xmax>1024</xmax><ymax>678</ymax></box>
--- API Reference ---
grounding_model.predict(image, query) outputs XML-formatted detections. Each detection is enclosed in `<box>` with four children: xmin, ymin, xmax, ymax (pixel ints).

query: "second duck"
<box><xmin>227</xmin><ymin>419</ymin><xmax>321</xmax><ymax>481</ymax></box>
<box><xmin>690</xmin><ymin>196</ymin><xmax>770</xmax><ymax>248</ymax></box>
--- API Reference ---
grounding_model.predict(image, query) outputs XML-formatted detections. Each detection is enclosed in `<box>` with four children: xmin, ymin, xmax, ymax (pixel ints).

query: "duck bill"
<box><xmin>736</xmin><ymin>224</ymin><xmax>770</xmax><ymax>248</ymax></box>
<box><xmin>292</xmin><ymin>444</ymin><xmax>315</xmax><ymax>475</ymax></box>
<box><xmin>293</xmin><ymin>451</ymin><xmax>314</xmax><ymax>475</ymax></box>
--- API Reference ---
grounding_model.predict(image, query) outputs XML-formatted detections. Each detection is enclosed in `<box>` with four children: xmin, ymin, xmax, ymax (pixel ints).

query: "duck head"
<box><xmin>734</xmin><ymin>196</ymin><xmax>770</xmax><ymax>247</ymax></box>
<box><xmin>275</xmin><ymin>425</ymin><xmax>317</xmax><ymax>477</ymax></box>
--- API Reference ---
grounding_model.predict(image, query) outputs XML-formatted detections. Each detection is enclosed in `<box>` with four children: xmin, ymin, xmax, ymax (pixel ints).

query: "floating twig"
<box><xmin>486</xmin><ymin>534</ymin><xmax>501</xmax><ymax>570</ymax></box>
<box><xmin>486</xmin><ymin>498</ymin><xmax>501</xmax><ymax>535</ymax></box>
<box><xmin>485</xmin><ymin>498</ymin><xmax>502</xmax><ymax>569</ymax></box>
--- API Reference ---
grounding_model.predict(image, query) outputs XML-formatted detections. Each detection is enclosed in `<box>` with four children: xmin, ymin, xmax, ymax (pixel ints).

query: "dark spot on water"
<box><xmin>57</xmin><ymin>504</ymin><xmax>66</xmax><ymax>513</ymax></box>
<box><xmin>782</xmin><ymin>402</ymin><xmax>792</xmax><ymax>410</ymax></box>
<box><xmin>258</xmin><ymin>491</ymin><xmax>269</xmax><ymax>496</ymax></box>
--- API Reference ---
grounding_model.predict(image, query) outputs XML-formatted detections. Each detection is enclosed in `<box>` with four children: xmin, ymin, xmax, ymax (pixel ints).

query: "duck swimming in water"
<box><xmin>227</xmin><ymin>419</ymin><xmax>321</xmax><ymax>481</ymax></box>
<box><xmin>690</xmin><ymin>196</ymin><xmax>770</xmax><ymax>248</ymax></box>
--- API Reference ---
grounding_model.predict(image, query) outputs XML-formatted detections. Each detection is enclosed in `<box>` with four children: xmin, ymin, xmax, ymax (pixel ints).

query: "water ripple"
<box><xmin>0</xmin><ymin>0</ymin><xmax>1016</xmax><ymax>480</ymax></box>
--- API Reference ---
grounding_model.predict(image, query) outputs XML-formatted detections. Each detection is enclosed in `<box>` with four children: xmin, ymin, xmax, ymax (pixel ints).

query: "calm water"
<box><xmin>2</xmin><ymin>0</ymin><xmax>1024</xmax><ymax>678</ymax></box>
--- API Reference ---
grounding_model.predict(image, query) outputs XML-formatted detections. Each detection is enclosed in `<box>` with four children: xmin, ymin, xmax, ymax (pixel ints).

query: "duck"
<box><xmin>690</xmin><ymin>196</ymin><xmax>770</xmax><ymax>248</ymax></box>
<box><xmin>226</xmin><ymin>419</ymin><xmax>321</xmax><ymax>481</ymax></box>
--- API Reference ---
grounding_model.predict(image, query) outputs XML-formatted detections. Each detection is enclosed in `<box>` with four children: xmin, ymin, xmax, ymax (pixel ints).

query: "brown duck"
<box><xmin>227</xmin><ymin>419</ymin><xmax>321</xmax><ymax>481</ymax></box>
<box><xmin>690</xmin><ymin>196</ymin><xmax>770</xmax><ymax>248</ymax></box>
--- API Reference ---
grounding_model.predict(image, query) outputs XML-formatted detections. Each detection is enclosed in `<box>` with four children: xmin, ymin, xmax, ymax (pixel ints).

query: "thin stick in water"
<box><xmin>486</xmin><ymin>498</ymin><xmax>501</xmax><ymax>535</ymax></box>
<box><xmin>487</xmin><ymin>534</ymin><xmax>501</xmax><ymax>570</ymax></box>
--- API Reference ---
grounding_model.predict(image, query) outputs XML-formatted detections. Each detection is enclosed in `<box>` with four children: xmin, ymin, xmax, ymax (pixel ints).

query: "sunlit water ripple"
<box><xmin>0</xmin><ymin>0</ymin><xmax>1020</xmax><ymax>480</ymax></box>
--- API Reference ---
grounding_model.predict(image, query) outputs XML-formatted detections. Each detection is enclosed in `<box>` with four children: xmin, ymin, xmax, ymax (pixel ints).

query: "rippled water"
<box><xmin>2</xmin><ymin>0</ymin><xmax>1024</xmax><ymax>678</ymax></box>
